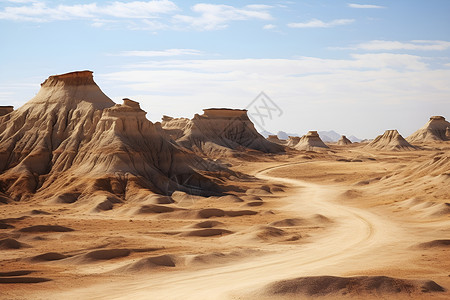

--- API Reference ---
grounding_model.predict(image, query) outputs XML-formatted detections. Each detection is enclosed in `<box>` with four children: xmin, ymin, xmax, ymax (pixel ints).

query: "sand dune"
<box><xmin>261</xmin><ymin>275</ymin><xmax>445</xmax><ymax>298</ymax></box>
<box><xmin>416</xmin><ymin>239</ymin><xmax>450</xmax><ymax>249</ymax></box>
<box><xmin>0</xmin><ymin>238</ymin><xmax>29</xmax><ymax>249</ymax></box>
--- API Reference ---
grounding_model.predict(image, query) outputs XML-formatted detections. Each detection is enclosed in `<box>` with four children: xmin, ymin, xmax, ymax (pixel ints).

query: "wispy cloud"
<box><xmin>0</xmin><ymin>0</ymin><xmax>179</xmax><ymax>22</ymax></box>
<box><xmin>263</xmin><ymin>24</ymin><xmax>276</xmax><ymax>30</ymax></box>
<box><xmin>173</xmin><ymin>4</ymin><xmax>273</xmax><ymax>30</ymax></box>
<box><xmin>356</xmin><ymin>40</ymin><xmax>450</xmax><ymax>51</ymax></box>
<box><xmin>119</xmin><ymin>49</ymin><xmax>203</xmax><ymax>57</ymax></box>
<box><xmin>98</xmin><ymin>55</ymin><xmax>450</xmax><ymax>136</ymax></box>
<box><xmin>348</xmin><ymin>3</ymin><xmax>386</xmax><ymax>9</ymax></box>
<box><xmin>288</xmin><ymin>18</ymin><xmax>354</xmax><ymax>28</ymax></box>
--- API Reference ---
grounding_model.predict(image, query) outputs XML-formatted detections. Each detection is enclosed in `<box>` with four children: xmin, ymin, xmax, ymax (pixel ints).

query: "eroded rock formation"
<box><xmin>407</xmin><ymin>116</ymin><xmax>450</xmax><ymax>143</ymax></box>
<box><xmin>368</xmin><ymin>130</ymin><xmax>415</xmax><ymax>151</ymax></box>
<box><xmin>0</xmin><ymin>71</ymin><xmax>223</xmax><ymax>203</ymax></box>
<box><xmin>161</xmin><ymin>108</ymin><xmax>284</xmax><ymax>156</ymax></box>
<box><xmin>337</xmin><ymin>135</ymin><xmax>352</xmax><ymax>145</ymax></box>
<box><xmin>294</xmin><ymin>131</ymin><xmax>329</xmax><ymax>151</ymax></box>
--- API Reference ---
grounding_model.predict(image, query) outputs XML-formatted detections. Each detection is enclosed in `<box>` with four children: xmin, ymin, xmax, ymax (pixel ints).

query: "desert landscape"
<box><xmin>0</xmin><ymin>71</ymin><xmax>449</xmax><ymax>299</ymax></box>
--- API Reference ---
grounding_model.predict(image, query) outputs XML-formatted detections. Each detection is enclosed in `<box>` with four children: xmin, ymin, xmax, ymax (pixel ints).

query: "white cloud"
<box><xmin>355</xmin><ymin>40</ymin><xmax>450</xmax><ymax>51</ymax></box>
<box><xmin>348</xmin><ymin>3</ymin><xmax>386</xmax><ymax>9</ymax></box>
<box><xmin>263</xmin><ymin>24</ymin><xmax>276</xmax><ymax>30</ymax></box>
<box><xmin>173</xmin><ymin>3</ymin><xmax>273</xmax><ymax>30</ymax></box>
<box><xmin>0</xmin><ymin>0</ymin><xmax>179</xmax><ymax>22</ymax></box>
<box><xmin>119</xmin><ymin>49</ymin><xmax>203</xmax><ymax>57</ymax></box>
<box><xmin>96</xmin><ymin>54</ymin><xmax>450</xmax><ymax>138</ymax></box>
<box><xmin>288</xmin><ymin>18</ymin><xmax>354</xmax><ymax>28</ymax></box>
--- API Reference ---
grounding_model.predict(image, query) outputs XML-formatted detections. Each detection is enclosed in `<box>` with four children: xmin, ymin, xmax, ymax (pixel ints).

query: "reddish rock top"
<box><xmin>41</xmin><ymin>70</ymin><xmax>95</xmax><ymax>87</ymax></box>
<box><xmin>202</xmin><ymin>108</ymin><xmax>248</xmax><ymax>118</ymax></box>
<box><xmin>430</xmin><ymin>116</ymin><xmax>445</xmax><ymax>121</ymax></box>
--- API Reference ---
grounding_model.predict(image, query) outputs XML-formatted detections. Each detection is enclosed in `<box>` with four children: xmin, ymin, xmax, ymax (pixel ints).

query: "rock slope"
<box><xmin>162</xmin><ymin>108</ymin><xmax>284</xmax><ymax>156</ymax></box>
<box><xmin>0</xmin><ymin>71</ymin><xmax>222</xmax><ymax>203</ymax></box>
<box><xmin>367</xmin><ymin>130</ymin><xmax>415</xmax><ymax>151</ymax></box>
<box><xmin>407</xmin><ymin>116</ymin><xmax>450</xmax><ymax>143</ymax></box>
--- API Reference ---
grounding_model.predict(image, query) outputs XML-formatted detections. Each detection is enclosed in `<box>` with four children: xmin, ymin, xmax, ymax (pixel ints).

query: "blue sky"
<box><xmin>1</xmin><ymin>0</ymin><xmax>449</xmax><ymax>138</ymax></box>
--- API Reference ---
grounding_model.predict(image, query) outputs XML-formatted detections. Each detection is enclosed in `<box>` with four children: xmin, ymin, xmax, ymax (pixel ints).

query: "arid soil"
<box><xmin>1</xmin><ymin>142</ymin><xmax>449</xmax><ymax>299</ymax></box>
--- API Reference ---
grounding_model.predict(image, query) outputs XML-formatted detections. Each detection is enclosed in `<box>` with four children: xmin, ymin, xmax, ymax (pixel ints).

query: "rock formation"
<box><xmin>267</xmin><ymin>135</ymin><xmax>284</xmax><ymax>144</ymax></box>
<box><xmin>337</xmin><ymin>135</ymin><xmax>352</xmax><ymax>145</ymax></box>
<box><xmin>0</xmin><ymin>71</ymin><xmax>223</xmax><ymax>203</ymax></box>
<box><xmin>161</xmin><ymin>108</ymin><xmax>284</xmax><ymax>156</ymax></box>
<box><xmin>367</xmin><ymin>130</ymin><xmax>415</xmax><ymax>151</ymax></box>
<box><xmin>407</xmin><ymin>116</ymin><xmax>450</xmax><ymax>143</ymax></box>
<box><xmin>294</xmin><ymin>131</ymin><xmax>329</xmax><ymax>151</ymax></box>
<box><xmin>286</xmin><ymin>136</ymin><xmax>300</xmax><ymax>147</ymax></box>
<box><xmin>0</xmin><ymin>106</ymin><xmax>13</xmax><ymax>116</ymax></box>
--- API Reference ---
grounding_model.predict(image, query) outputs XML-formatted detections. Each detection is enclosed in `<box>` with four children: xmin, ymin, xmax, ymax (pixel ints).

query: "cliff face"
<box><xmin>286</xmin><ymin>136</ymin><xmax>300</xmax><ymax>147</ymax></box>
<box><xmin>0</xmin><ymin>71</ymin><xmax>222</xmax><ymax>203</ymax></box>
<box><xmin>407</xmin><ymin>116</ymin><xmax>450</xmax><ymax>143</ymax></box>
<box><xmin>0</xmin><ymin>106</ymin><xmax>13</xmax><ymax>117</ymax></box>
<box><xmin>161</xmin><ymin>108</ymin><xmax>285</xmax><ymax>156</ymax></box>
<box><xmin>368</xmin><ymin>130</ymin><xmax>415</xmax><ymax>151</ymax></box>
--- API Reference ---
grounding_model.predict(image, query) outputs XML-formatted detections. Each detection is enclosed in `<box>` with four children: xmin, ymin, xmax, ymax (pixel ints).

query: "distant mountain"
<box><xmin>262</xmin><ymin>129</ymin><xmax>362</xmax><ymax>143</ymax></box>
<box><xmin>348</xmin><ymin>135</ymin><xmax>362</xmax><ymax>143</ymax></box>
<box><xmin>318</xmin><ymin>130</ymin><xmax>341</xmax><ymax>142</ymax></box>
<box><xmin>277</xmin><ymin>131</ymin><xmax>299</xmax><ymax>140</ymax></box>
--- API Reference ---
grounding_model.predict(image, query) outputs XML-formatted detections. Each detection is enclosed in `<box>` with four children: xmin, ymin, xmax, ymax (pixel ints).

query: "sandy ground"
<box><xmin>1</xmin><ymin>143</ymin><xmax>449</xmax><ymax>299</ymax></box>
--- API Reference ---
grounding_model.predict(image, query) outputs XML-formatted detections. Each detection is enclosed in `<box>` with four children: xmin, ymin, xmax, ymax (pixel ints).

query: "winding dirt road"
<box><xmin>57</xmin><ymin>163</ymin><xmax>408</xmax><ymax>299</ymax></box>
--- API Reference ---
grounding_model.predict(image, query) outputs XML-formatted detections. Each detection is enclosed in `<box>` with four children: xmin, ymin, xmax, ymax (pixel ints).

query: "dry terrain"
<box><xmin>1</xmin><ymin>143</ymin><xmax>449</xmax><ymax>299</ymax></box>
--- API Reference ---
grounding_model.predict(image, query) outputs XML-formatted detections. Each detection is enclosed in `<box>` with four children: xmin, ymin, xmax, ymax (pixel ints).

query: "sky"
<box><xmin>0</xmin><ymin>0</ymin><xmax>449</xmax><ymax>139</ymax></box>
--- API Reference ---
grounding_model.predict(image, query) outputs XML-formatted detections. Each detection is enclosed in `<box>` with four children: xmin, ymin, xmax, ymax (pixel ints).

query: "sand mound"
<box><xmin>367</xmin><ymin>130</ymin><xmax>415</xmax><ymax>151</ymax></box>
<box><xmin>30</xmin><ymin>209</ymin><xmax>51</xmax><ymax>215</ymax></box>
<box><xmin>193</xmin><ymin>220</ymin><xmax>225</xmax><ymax>228</ymax></box>
<box><xmin>181</xmin><ymin>228</ymin><xmax>232</xmax><ymax>237</ymax></box>
<box><xmin>407</xmin><ymin>116</ymin><xmax>450</xmax><ymax>143</ymax></box>
<box><xmin>197</xmin><ymin>208</ymin><xmax>226</xmax><ymax>218</ymax></box>
<box><xmin>188</xmin><ymin>249</ymin><xmax>260</xmax><ymax>266</ymax></box>
<box><xmin>417</xmin><ymin>239</ymin><xmax>450</xmax><ymax>249</ymax></box>
<box><xmin>0</xmin><ymin>105</ymin><xmax>13</xmax><ymax>116</ymax></box>
<box><xmin>270</xmin><ymin>218</ymin><xmax>306</xmax><ymax>227</ymax></box>
<box><xmin>337</xmin><ymin>135</ymin><xmax>352</xmax><ymax>145</ymax></box>
<box><xmin>84</xmin><ymin>249</ymin><xmax>131</xmax><ymax>261</ymax></box>
<box><xmin>19</xmin><ymin>225</ymin><xmax>74</xmax><ymax>233</ymax></box>
<box><xmin>262</xmin><ymin>275</ymin><xmax>445</xmax><ymax>297</ymax></box>
<box><xmin>225</xmin><ymin>210</ymin><xmax>258</xmax><ymax>217</ymax></box>
<box><xmin>215</xmin><ymin>195</ymin><xmax>243</xmax><ymax>203</ymax></box>
<box><xmin>32</xmin><ymin>252</ymin><xmax>68</xmax><ymax>261</ymax></box>
<box><xmin>137</xmin><ymin>204</ymin><xmax>177</xmax><ymax>214</ymax></box>
<box><xmin>119</xmin><ymin>254</ymin><xmax>178</xmax><ymax>272</ymax></box>
<box><xmin>294</xmin><ymin>131</ymin><xmax>329</xmax><ymax>151</ymax></box>
<box><xmin>0</xmin><ymin>238</ymin><xmax>28</xmax><ymax>249</ymax></box>
<box><xmin>246</xmin><ymin>201</ymin><xmax>264</xmax><ymax>207</ymax></box>
<box><xmin>0</xmin><ymin>221</ymin><xmax>14</xmax><ymax>229</ymax></box>
<box><xmin>286</xmin><ymin>136</ymin><xmax>300</xmax><ymax>147</ymax></box>
<box><xmin>0</xmin><ymin>71</ymin><xmax>224</xmax><ymax>203</ymax></box>
<box><xmin>0</xmin><ymin>277</ymin><xmax>52</xmax><ymax>284</ymax></box>
<box><xmin>241</xmin><ymin>195</ymin><xmax>262</xmax><ymax>201</ymax></box>
<box><xmin>0</xmin><ymin>271</ymin><xmax>33</xmax><ymax>276</ymax></box>
<box><xmin>161</xmin><ymin>109</ymin><xmax>284</xmax><ymax>156</ymax></box>
<box><xmin>254</xmin><ymin>226</ymin><xmax>286</xmax><ymax>241</ymax></box>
